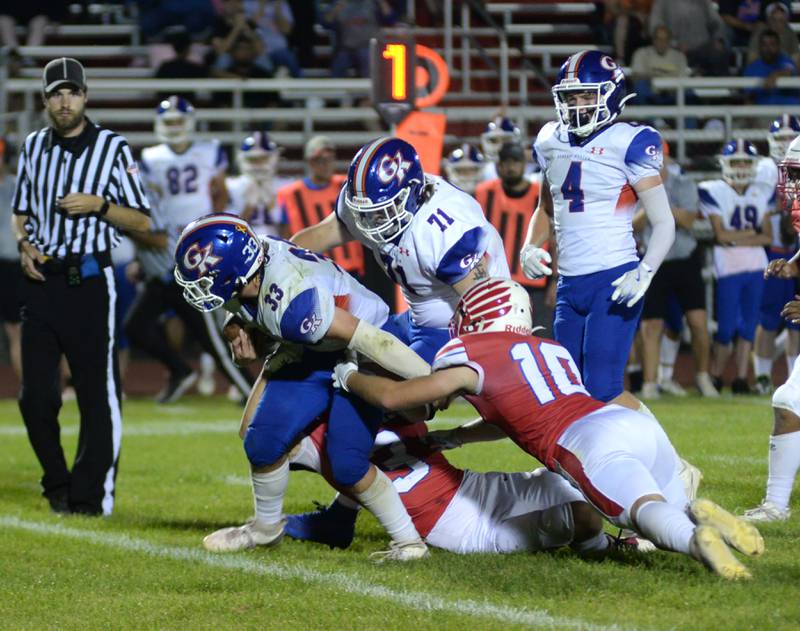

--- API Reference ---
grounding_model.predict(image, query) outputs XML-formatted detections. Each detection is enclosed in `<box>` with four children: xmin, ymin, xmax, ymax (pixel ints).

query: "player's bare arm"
<box><xmin>13</xmin><ymin>214</ymin><xmax>46</xmax><ymax>281</ymax></box>
<box><xmin>291</xmin><ymin>212</ymin><xmax>352</xmax><ymax>252</ymax></box>
<box><xmin>127</xmin><ymin>227</ymin><xmax>168</xmax><ymax>250</ymax></box>
<box><xmin>452</xmin><ymin>255</ymin><xmax>490</xmax><ymax>295</ymax></box>
<box><xmin>210</xmin><ymin>171</ymin><xmax>229</xmax><ymax>213</ymax></box>
<box><xmin>766</xmin><ymin>257</ymin><xmax>799</xmax><ymax>278</ymax></box>
<box><xmin>427</xmin><ymin>417</ymin><xmax>508</xmax><ymax>450</ymax></box>
<box><xmin>344</xmin><ymin>367</ymin><xmax>479</xmax><ymax>413</ymax></box>
<box><xmin>708</xmin><ymin>214</ymin><xmax>758</xmax><ymax>245</ymax></box>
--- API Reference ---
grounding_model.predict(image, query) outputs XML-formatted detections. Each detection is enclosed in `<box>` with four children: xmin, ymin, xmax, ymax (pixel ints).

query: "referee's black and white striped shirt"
<box><xmin>12</xmin><ymin>118</ymin><xmax>150</xmax><ymax>258</ymax></box>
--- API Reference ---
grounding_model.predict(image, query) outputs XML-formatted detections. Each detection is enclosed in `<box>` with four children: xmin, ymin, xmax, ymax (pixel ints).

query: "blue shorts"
<box><xmin>715</xmin><ymin>271</ymin><xmax>765</xmax><ymax>344</ymax></box>
<box><xmin>244</xmin><ymin>350</ymin><xmax>381</xmax><ymax>488</ymax></box>
<box><xmin>554</xmin><ymin>261</ymin><xmax>643</xmax><ymax>402</ymax></box>
<box><xmin>383</xmin><ymin>310</ymin><xmax>451</xmax><ymax>364</ymax></box>
<box><xmin>760</xmin><ymin>251</ymin><xmax>800</xmax><ymax>332</ymax></box>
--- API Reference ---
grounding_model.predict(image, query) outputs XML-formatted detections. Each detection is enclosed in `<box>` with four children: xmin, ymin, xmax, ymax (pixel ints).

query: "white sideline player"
<box><xmin>226</xmin><ymin>131</ymin><xmax>291</xmax><ymax>239</ymax></box>
<box><xmin>745</xmin><ymin>135</ymin><xmax>800</xmax><ymax>522</ymax></box>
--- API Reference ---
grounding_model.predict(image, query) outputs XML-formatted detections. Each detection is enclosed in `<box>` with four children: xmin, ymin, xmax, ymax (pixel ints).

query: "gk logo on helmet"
<box><xmin>377</xmin><ymin>151</ymin><xmax>412</xmax><ymax>185</ymax></box>
<box><xmin>183</xmin><ymin>243</ymin><xmax>222</xmax><ymax>274</ymax></box>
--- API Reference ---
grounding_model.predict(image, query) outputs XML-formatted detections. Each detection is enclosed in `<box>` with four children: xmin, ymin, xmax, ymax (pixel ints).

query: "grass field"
<box><xmin>1</xmin><ymin>394</ymin><xmax>799</xmax><ymax>630</ymax></box>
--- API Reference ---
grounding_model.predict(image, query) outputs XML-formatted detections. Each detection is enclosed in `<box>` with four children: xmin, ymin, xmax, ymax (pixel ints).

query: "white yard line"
<box><xmin>0</xmin><ymin>420</ymin><xmax>239</xmax><ymax>437</ymax></box>
<box><xmin>1</xmin><ymin>516</ymin><xmax>630</xmax><ymax>631</ymax></box>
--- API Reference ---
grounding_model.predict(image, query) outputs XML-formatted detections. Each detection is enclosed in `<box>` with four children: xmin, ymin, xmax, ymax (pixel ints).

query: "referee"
<box><xmin>12</xmin><ymin>58</ymin><xmax>151</xmax><ymax>516</ymax></box>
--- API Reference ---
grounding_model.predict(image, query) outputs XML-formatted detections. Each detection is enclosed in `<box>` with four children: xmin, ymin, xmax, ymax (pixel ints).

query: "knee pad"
<box><xmin>772</xmin><ymin>380</ymin><xmax>800</xmax><ymax>416</ymax></box>
<box><xmin>328</xmin><ymin>451</ymin><xmax>370</xmax><ymax>488</ymax></box>
<box><xmin>243</xmin><ymin>427</ymin><xmax>287</xmax><ymax>469</ymax></box>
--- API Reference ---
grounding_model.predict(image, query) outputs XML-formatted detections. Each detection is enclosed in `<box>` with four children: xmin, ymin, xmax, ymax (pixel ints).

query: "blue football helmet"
<box><xmin>768</xmin><ymin>114</ymin><xmax>800</xmax><ymax>163</ymax></box>
<box><xmin>238</xmin><ymin>131</ymin><xmax>281</xmax><ymax>180</ymax></box>
<box><xmin>480</xmin><ymin>117</ymin><xmax>522</xmax><ymax>161</ymax></box>
<box><xmin>344</xmin><ymin>137</ymin><xmax>425</xmax><ymax>244</ymax></box>
<box><xmin>552</xmin><ymin>50</ymin><xmax>632</xmax><ymax>137</ymax></box>
<box><xmin>719</xmin><ymin>139</ymin><xmax>760</xmax><ymax>188</ymax></box>
<box><xmin>155</xmin><ymin>95</ymin><xmax>195</xmax><ymax>145</ymax></box>
<box><xmin>444</xmin><ymin>143</ymin><xmax>485</xmax><ymax>194</ymax></box>
<box><xmin>174</xmin><ymin>214</ymin><xmax>264</xmax><ymax>312</ymax></box>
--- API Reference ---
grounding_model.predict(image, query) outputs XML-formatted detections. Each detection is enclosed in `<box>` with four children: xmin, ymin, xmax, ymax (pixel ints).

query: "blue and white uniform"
<box><xmin>336</xmin><ymin>175</ymin><xmax>510</xmax><ymax>362</ymax></box>
<box><xmin>698</xmin><ymin>169</ymin><xmax>774</xmax><ymax>344</ymax></box>
<box><xmin>533</xmin><ymin>120</ymin><xmax>663</xmax><ymax>401</ymax></box>
<box><xmin>226</xmin><ymin>174</ymin><xmax>290</xmax><ymax>239</ymax></box>
<box><xmin>227</xmin><ymin>236</ymin><xmax>392</xmax><ymax>486</ymax></box>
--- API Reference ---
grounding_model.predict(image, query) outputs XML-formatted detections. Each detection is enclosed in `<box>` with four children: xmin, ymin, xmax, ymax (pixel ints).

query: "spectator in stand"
<box><xmin>0</xmin><ymin>3</ymin><xmax>67</xmax><ymax>51</ymax></box>
<box><xmin>287</xmin><ymin>0</ymin><xmax>317</xmax><ymax>69</ymax></box>
<box><xmin>135</xmin><ymin>0</ymin><xmax>217</xmax><ymax>42</ymax></box>
<box><xmin>209</xmin><ymin>0</ymin><xmax>265</xmax><ymax>75</ymax></box>
<box><xmin>649</xmin><ymin>0</ymin><xmax>729</xmax><ymax>76</ymax></box>
<box><xmin>244</xmin><ymin>0</ymin><xmax>302</xmax><ymax>77</ymax></box>
<box><xmin>634</xmin><ymin>142</ymin><xmax>718</xmax><ymax>399</ymax></box>
<box><xmin>748</xmin><ymin>2</ymin><xmax>799</xmax><ymax>66</ymax></box>
<box><xmin>603</xmin><ymin>0</ymin><xmax>653</xmax><ymax>64</ymax></box>
<box><xmin>631</xmin><ymin>25</ymin><xmax>689</xmax><ymax>105</ymax></box>
<box><xmin>322</xmin><ymin>0</ymin><xmax>399</xmax><ymax>78</ymax></box>
<box><xmin>744</xmin><ymin>29</ymin><xmax>799</xmax><ymax>105</ymax></box>
<box><xmin>224</xmin><ymin>36</ymin><xmax>278</xmax><ymax>108</ymax></box>
<box><xmin>719</xmin><ymin>0</ymin><xmax>765</xmax><ymax>47</ymax></box>
<box><xmin>155</xmin><ymin>26</ymin><xmax>210</xmax><ymax>101</ymax></box>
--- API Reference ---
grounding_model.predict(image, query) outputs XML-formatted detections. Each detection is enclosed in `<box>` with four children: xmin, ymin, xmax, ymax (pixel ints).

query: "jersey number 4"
<box><xmin>511</xmin><ymin>341</ymin><xmax>588</xmax><ymax>403</ymax></box>
<box><xmin>561</xmin><ymin>162</ymin><xmax>585</xmax><ymax>213</ymax></box>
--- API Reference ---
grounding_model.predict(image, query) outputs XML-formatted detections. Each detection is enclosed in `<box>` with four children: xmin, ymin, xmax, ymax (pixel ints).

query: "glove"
<box><xmin>332</xmin><ymin>351</ymin><xmax>358</xmax><ymax>391</ymax></box>
<box><xmin>610</xmin><ymin>262</ymin><xmax>654</xmax><ymax>308</ymax></box>
<box><xmin>520</xmin><ymin>245</ymin><xmax>553</xmax><ymax>280</ymax></box>
<box><xmin>421</xmin><ymin>429</ymin><xmax>463</xmax><ymax>452</ymax></box>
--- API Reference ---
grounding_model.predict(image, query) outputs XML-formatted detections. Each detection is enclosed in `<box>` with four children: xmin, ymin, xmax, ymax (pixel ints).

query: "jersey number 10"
<box><xmin>511</xmin><ymin>341</ymin><xmax>588</xmax><ymax>404</ymax></box>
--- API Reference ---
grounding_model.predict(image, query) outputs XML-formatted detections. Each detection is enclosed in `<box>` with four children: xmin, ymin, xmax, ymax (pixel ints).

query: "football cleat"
<box><xmin>640</xmin><ymin>382</ymin><xmax>660</xmax><ymax>400</ymax></box>
<box><xmin>155</xmin><ymin>370</ymin><xmax>198</xmax><ymax>405</ymax></box>
<box><xmin>754</xmin><ymin>375</ymin><xmax>773</xmax><ymax>396</ymax></box>
<box><xmin>284</xmin><ymin>501</ymin><xmax>358</xmax><ymax>550</ymax></box>
<box><xmin>369</xmin><ymin>539</ymin><xmax>429</xmax><ymax>563</ymax></box>
<box><xmin>614</xmin><ymin>530</ymin><xmax>657</xmax><ymax>553</ymax></box>
<box><xmin>658</xmin><ymin>378</ymin><xmax>687</xmax><ymax>397</ymax></box>
<box><xmin>690</xmin><ymin>525</ymin><xmax>751</xmax><ymax>580</ymax></box>
<box><xmin>202</xmin><ymin>517</ymin><xmax>285</xmax><ymax>553</ymax></box>
<box><xmin>696</xmin><ymin>372</ymin><xmax>720</xmax><ymax>398</ymax></box>
<box><xmin>689</xmin><ymin>498</ymin><xmax>764</xmax><ymax>556</ymax></box>
<box><xmin>742</xmin><ymin>500</ymin><xmax>791</xmax><ymax>522</ymax></box>
<box><xmin>678</xmin><ymin>458</ymin><xmax>703</xmax><ymax>501</ymax></box>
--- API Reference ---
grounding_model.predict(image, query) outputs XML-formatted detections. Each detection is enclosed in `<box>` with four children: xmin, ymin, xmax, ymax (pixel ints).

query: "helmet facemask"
<box><xmin>552</xmin><ymin>83</ymin><xmax>617</xmax><ymax>137</ymax></box>
<box><xmin>238</xmin><ymin>148</ymin><xmax>279</xmax><ymax>181</ymax></box>
<box><xmin>445</xmin><ymin>161</ymin><xmax>483</xmax><ymax>195</ymax></box>
<box><xmin>156</xmin><ymin>111</ymin><xmax>195</xmax><ymax>145</ymax></box>
<box><xmin>778</xmin><ymin>161</ymin><xmax>800</xmax><ymax>210</ymax></box>
<box><xmin>769</xmin><ymin>131</ymin><xmax>796</xmax><ymax>163</ymax></box>
<box><xmin>346</xmin><ymin>184</ymin><xmax>417</xmax><ymax>244</ymax></box>
<box><xmin>721</xmin><ymin>156</ymin><xmax>758</xmax><ymax>188</ymax></box>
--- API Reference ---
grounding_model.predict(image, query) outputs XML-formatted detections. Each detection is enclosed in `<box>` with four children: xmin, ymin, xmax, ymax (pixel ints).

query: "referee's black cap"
<box><xmin>43</xmin><ymin>57</ymin><xmax>87</xmax><ymax>94</ymax></box>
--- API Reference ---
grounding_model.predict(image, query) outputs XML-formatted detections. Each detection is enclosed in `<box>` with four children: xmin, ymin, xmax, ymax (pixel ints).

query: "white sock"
<box><xmin>334</xmin><ymin>492</ymin><xmax>361</xmax><ymax>511</ymax></box>
<box><xmin>634</xmin><ymin>500</ymin><xmax>695</xmax><ymax>554</ymax></box>
<box><xmin>252</xmin><ymin>459</ymin><xmax>289</xmax><ymax>524</ymax></box>
<box><xmin>200</xmin><ymin>352</ymin><xmax>215</xmax><ymax>377</ymax></box>
<box><xmin>627</xmin><ymin>362</ymin><xmax>642</xmax><ymax>374</ymax></box>
<box><xmin>571</xmin><ymin>530</ymin><xmax>610</xmax><ymax>553</ymax></box>
<box><xmin>658</xmin><ymin>336</ymin><xmax>680</xmax><ymax>382</ymax></box>
<box><xmin>354</xmin><ymin>469</ymin><xmax>419</xmax><ymax>544</ymax></box>
<box><xmin>638</xmin><ymin>401</ymin><xmax>657</xmax><ymax>420</ymax></box>
<box><xmin>788</xmin><ymin>355</ymin><xmax>798</xmax><ymax>375</ymax></box>
<box><xmin>765</xmin><ymin>430</ymin><xmax>800</xmax><ymax>509</ymax></box>
<box><xmin>754</xmin><ymin>355</ymin><xmax>773</xmax><ymax>380</ymax></box>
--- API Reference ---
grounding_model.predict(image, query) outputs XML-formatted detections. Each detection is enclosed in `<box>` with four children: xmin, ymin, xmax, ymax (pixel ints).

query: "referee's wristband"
<box><xmin>98</xmin><ymin>199</ymin><xmax>110</xmax><ymax>216</ymax></box>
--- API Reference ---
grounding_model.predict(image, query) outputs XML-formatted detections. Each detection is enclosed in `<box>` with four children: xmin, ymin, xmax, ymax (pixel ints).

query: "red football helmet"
<box><xmin>450</xmin><ymin>278</ymin><xmax>533</xmax><ymax>338</ymax></box>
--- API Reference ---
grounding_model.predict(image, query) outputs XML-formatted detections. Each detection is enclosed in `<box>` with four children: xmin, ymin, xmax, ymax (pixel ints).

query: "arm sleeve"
<box><xmin>112</xmin><ymin>141</ymin><xmax>151</xmax><ymax>213</ymax></box>
<box><xmin>12</xmin><ymin>140</ymin><xmax>31</xmax><ymax>215</ymax></box>
<box><xmin>347</xmin><ymin>319</ymin><xmax>431</xmax><ymax>379</ymax></box>
<box><xmin>278</xmin><ymin>286</ymin><xmax>335</xmax><ymax>344</ymax></box>
<box><xmin>639</xmin><ymin>184</ymin><xmax>676</xmax><ymax>272</ymax></box>
<box><xmin>622</xmin><ymin>127</ymin><xmax>663</xmax><ymax>184</ymax></box>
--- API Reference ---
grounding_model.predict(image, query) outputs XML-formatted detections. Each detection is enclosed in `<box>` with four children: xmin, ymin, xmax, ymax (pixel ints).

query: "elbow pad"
<box><xmin>347</xmin><ymin>319</ymin><xmax>431</xmax><ymax>379</ymax></box>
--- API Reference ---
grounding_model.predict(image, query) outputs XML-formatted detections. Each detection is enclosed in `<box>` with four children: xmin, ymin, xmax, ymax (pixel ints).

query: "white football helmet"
<box><xmin>768</xmin><ymin>114</ymin><xmax>800</xmax><ymax>163</ymax></box>
<box><xmin>450</xmin><ymin>278</ymin><xmax>533</xmax><ymax>338</ymax></box>
<box><xmin>719</xmin><ymin>138</ymin><xmax>759</xmax><ymax>188</ymax></box>
<box><xmin>443</xmin><ymin>143</ymin><xmax>485</xmax><ymax>195</ymax></box>
<box><xmin>155</xmin><ymin>95</ymin><xmax>195</xmax><ymax>145</ymax></box>
<box><xmin>480</xmin><ymin>117</ymin><xmax>522</xmax><ymax>162</ymax></box>
<box><xmin>237</xmin><ymin>131</ymin><xmax>280</xmax><ymax>181</ymax></box>
<box><xmin>777</xmin><ymin>135</ymin><xmax>800</xmax><ymax>208</ymax></box>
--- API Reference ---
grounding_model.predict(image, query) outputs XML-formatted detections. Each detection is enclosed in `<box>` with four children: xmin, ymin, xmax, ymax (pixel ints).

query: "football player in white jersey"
<box><xmin>291</xmin><ymin>137</ymin><xmax>511</xmax><ymax>364</ymax></box>
<box><xmin>132</xmin><ymin>96</ymin><xmax>252</xmax><ymax>402</ymax></box>
<box><xmin>480</xmin><ymin>117</ymin><xmax>538</xmax><ymax>181</ymax></box>
<box><xmin>753</xmin><ymin>115</ymin><xmax>800</xmax><ymax>393</ymax></box>
<box><xmin>173</xmin><ymin>214</ymin><xmax>432</xmax><ymax>561</ymax></box>
<box><xmin>443</xmin><ymin>143</ymin><xmax>486</xmax><ymax>196</ymax></box>
<box><xmin>699</xmin><ymin>140</ymin><xmax>774</xmax><ymax>394</ymax></box>
<box><xmin>226</xmin><ymin>131</ymin><xmax>290</xmax><ymax>239</ymax></box>
<box><xmin>744</xmin><ymin>135</ymin><xmax>800</xmax><ymax>521</ymax></box>
<box><xmin>519</xmin><ymin>50</ymin><xmax>675</xmax><ymax>410</ymax></box>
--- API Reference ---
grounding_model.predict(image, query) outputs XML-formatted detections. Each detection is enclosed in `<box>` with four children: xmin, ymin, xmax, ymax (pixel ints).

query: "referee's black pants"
<box><xmin>19</xmin><ymin>266</ymin><xmax>121</xmax><ymax>516</ymax></box>
<box><xmin>124</xmin><ymin>278</ymin><xmax>252</xmax><ymax>396</ymax></box>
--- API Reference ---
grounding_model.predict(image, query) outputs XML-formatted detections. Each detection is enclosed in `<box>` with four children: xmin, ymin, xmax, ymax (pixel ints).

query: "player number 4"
<box><xmin>561</xmin><ymin>161</ymin><xmax>585</xmax><ymax>213</ymax></box>
<box><xmin>510</xmin><ymin>342</ymin><xmax>588</xmax><ymax>404</ymax></box>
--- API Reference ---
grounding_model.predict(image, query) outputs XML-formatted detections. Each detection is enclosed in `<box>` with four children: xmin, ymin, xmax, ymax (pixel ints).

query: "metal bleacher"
<box><xmin>1</xmin><ymin>1</ymin><xmax>800</xmax><ymax>174</ymax></box>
